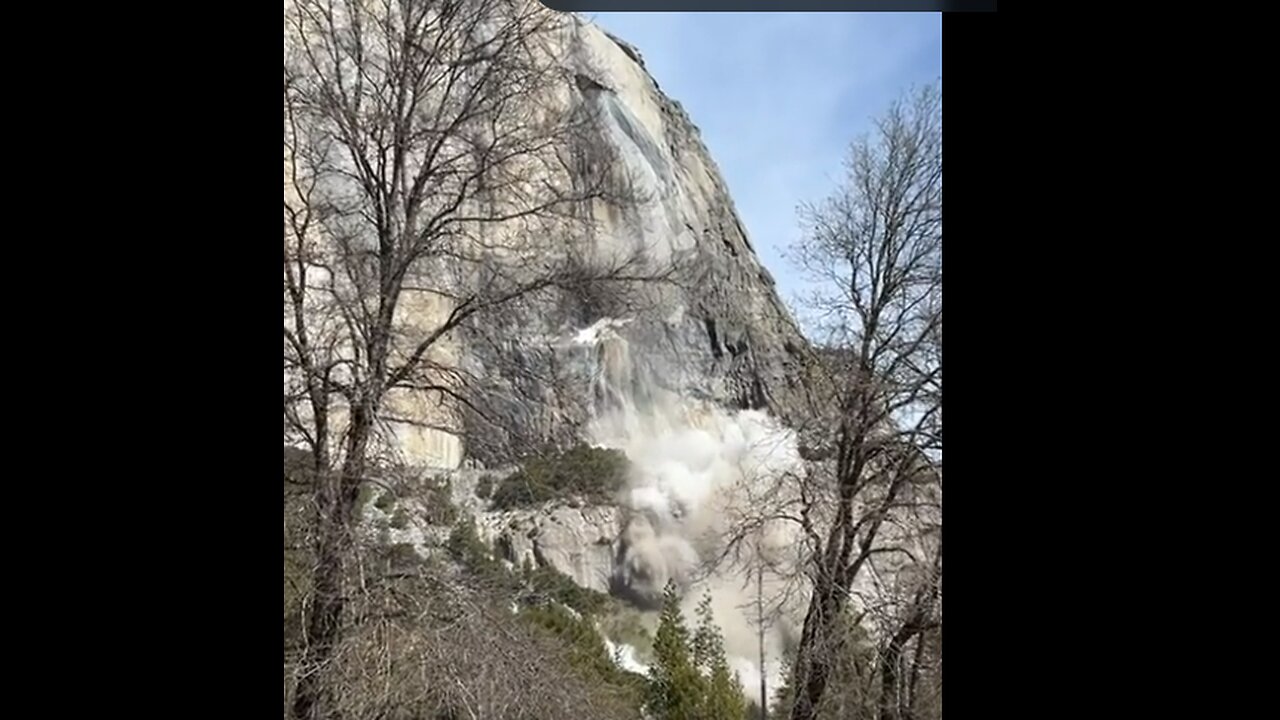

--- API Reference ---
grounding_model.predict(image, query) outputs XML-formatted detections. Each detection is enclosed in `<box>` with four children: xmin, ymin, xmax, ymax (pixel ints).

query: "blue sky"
<box><xmin>587</xmin><ymin>12</ymin><xmax>942</xmax><ymax>317</ymax></box>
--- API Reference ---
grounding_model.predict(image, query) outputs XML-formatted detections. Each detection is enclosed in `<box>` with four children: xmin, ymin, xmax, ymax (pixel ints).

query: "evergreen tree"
<box><xmin>692</xmin><ymin>593</ymin><xmax>717</xmax><ymax>669</ymax></box>
<box><xmin>647</xmin><ymin>581</ymin><xmax>705</xmax><ymax>720</ymax></box>
<box><xmin>693</xmin><ymin>593</ymin><xmax>748</xmax><ymax>720</ymax></box>
<box><xmin>769</xmin><ymin>650</ymin><xmax>795</xmax><ymax>720</ymax></box>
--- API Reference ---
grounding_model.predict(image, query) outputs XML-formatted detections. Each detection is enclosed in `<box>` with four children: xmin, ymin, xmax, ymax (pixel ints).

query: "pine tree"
<box><xmin>692</xmin><ymin>594</ymin><xmax>717</xmax><ymax>670</ymax></box>
<box><xmin>769</xmin><ymin>647</ymin><xmax>796</xmax><ymax>720</ymax></box>
<box><xmin>694</xmin><ymin>593</ymin><xmax>748</xmax><ymax>720</ymax></box>
<box><xmin>647</xmin><ymin>581</ymin><xmax>705</xmax><ymax>720</ymax></box>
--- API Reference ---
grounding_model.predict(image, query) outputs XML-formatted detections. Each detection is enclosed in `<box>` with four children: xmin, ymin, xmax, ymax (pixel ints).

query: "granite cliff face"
<box><xmin>439</xmin><ymin>18</ymin><xmax>822</xmax><ymax>467</ymax></box>
<box><xmin>285</xmin><ymin>7</ymin><xmax>821</xmax><ymax>469</ymax></box>
<box><xmin>289</xmin><ymin>9</ymin><xmax>838</xmax><ymax>700</ymax></box>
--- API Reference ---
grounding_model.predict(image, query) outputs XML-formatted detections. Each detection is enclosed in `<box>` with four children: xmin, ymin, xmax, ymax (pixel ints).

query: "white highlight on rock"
<box><xmin>604</xmin><ymin>637</ymin><xmax>651</xmax><ymax>676</ymax></box>
<box><xmin>572</xmin><ymin>317</ymin><xmax>634</xmax><ymax>346</ymax></box>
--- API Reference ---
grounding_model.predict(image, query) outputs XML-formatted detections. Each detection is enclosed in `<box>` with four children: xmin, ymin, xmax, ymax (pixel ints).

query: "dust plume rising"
<box><xmin>567</xmin><ymin>317</ymin><xmax>811</xmax><ymax>704</ymax></box>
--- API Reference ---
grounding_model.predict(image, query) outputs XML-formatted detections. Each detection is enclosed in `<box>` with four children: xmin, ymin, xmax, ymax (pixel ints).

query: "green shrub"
<box><xmin>525</xmin><ymin>563</ymin><xmax>613</xmax><ymax>617</ymax></box>
<box><xmin>599</xmin><ymin>608</ymin><xmax>655</xmax><ymax>662</ymax></box>
<box><xmin>475</xmin><ymin>475</ymin><xmax>495</xmax><ymax>499</ymax></box>
<box><xmin>447</xmin><ymin>518</ymin><xmax>491</xmax><ymax>566</ymax></box>
<box><xmin>420</xmin><ymin>477</ymin><xmax>458</xmax><ymax>526</ymax></box>
<box><xmin>374</xmin><ymin>488</ymin><xmax>398</xmax><ymax>513</ymax></box>
<box><xmin>423</xmin><ymin>491</ymin><xmax>459</xmax><ymax>526</ymax></box>
<box><xmin>355</xmin><ymin>483</ymin><xmax>378</xmax><ymax>515</ymax></box>
<box><xmin>520</xmin><ymin>604</ymin><xmax>647</xmax><ymax>706</ymax></box>
<box><xmin>491</xmin><ymin>444</ymin><xmax>629</xmax><ymax>511</ymax></box>
<box><xmin>283</xmin><ymin>445</ymin><xmax>316</xmax><ymax>487</ymax></box>
<box><xmin>447</xmin><ymin>518</ymin><xmax>522</xmax><ymax>593</ymax></box>
<box><xmin>389</xmin><ymin>507</ymin><xmax>410</xmax><ymax>530</ymax></box>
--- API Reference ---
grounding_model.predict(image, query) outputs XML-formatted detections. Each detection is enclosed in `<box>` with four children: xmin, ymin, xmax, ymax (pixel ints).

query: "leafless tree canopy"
<box><xmin>775</xmin><ymin>82</ymin><xmax>943</xmax><ymax>720</ymax></box>
<box><xmin>284</xmin><ymin>0</ymin><xmax>645</xmax><ymax>469</ymax></box>
<box><xmin>292</xmin><ymin>557</ymin><xmax>641</xmax><ymax>720</ymax></box>
<box><xmin>683</xmin><ymin>85</ymin><xmax>942</xmax><ymax>720</ymax></box>
<box><xmin>283</xmin><ymin>2</ymin><xmax>663</xmax><ymax>717</ymax></box>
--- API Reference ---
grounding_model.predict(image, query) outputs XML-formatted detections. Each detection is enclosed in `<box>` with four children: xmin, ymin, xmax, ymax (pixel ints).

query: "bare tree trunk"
<box><xmin>757</xmin><ymin>564</ymin><xmax>768</xmax><ymax>715</ymax></box>
<box><xmin>878</xmin><ymin>629</ymin><xmax>910</xmax><ymax>720</ymax></box>
<box><xmin>292</xmin><ymin>497</ymin><xmax>345</xmax><ymax>719</ymax></box>
<box><xmin>787</xmin><ymin>582</ymin><xmax>844</xmax><ymax>720</ymax></box>
<box><xmin>789</xmin><ymin>461</ymin><xmax>910</xmax><ymax>720</ymax></box>
<box><xmin>292</xmin><ymin>402</ymin><xmax>375</xmax><ymax>720</ymax></box>
<box><xmin>903</xmin><ymin>632</ymin><xmax>927</xmax><ymax>720</ymax></box>
<box><xmin>877</xmin><ymin>545</ymin><xmax>942</xmax><ymax>720</ymax></box>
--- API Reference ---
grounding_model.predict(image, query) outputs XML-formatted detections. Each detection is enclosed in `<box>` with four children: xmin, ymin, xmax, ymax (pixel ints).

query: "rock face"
<box><xmin>284</xmin><ymin>5</ymin><xmax>823</xmax><ymax>472</ymax></box>
<box><xmin>454</xmin><ymin>17</ymin><xmax>823</xmax><ymax>467</ymax></box>
<box><xmin>377</xmin><ymin>16</ymin><xmax>834</xmax><ymax>619</ymax></box>
<box><xmin>483</xmin><ymin>505</ymin><xmax>623</xmax><ymax>594</ymax></box>
<box><xmin>447</xmin><ymin>467</ymin><xmax>624</xmax><ymax>595</ymax></box>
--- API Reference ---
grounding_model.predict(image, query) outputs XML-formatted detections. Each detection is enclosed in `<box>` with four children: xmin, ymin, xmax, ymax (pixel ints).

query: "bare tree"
<box><xmin>283</xmin><ymin>1</ymin><xmax>662</xmax><ymax>717</ymax></box>
<box><xmin>873</xmin><ymin>540</ymin><xmax>941</xmax><ymax>720</ymax></box>
<box><xmin>290</xmin><ymin>548</ymin><xmax>643</xmax><ymax>720</ymax></box>
<box><xmin>778</xmin><ymin>82</ymin><xmax>943</xmax><ymax>720</ymax></box>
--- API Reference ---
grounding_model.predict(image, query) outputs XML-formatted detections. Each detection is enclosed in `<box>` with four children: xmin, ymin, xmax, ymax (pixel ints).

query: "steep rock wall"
<box><xmin>284</xmin><ymin>7</ymin><xmax>822</xmax><ymax>470</ymax></box>
<box><xmin>456</xmin><ymin>18</ymin><xmax>823</xmax><ymax>466</ymax></box>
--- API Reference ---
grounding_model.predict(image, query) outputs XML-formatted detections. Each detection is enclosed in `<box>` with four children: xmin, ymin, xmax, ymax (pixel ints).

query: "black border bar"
<box><xmin>543</xmin><ymin>0</ymin><xmax>995</xmax><ymax>11</ymax></box>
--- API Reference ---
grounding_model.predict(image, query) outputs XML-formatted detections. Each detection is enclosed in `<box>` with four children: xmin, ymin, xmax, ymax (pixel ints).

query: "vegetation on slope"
<box><xmin>286</xmin><ymin>448</ymin><xmax>644</xmax><ymax>720</ymax></box>
<box><xmin>521</xmin><ymin>603</ymin><xmax>649</xmax><ymax>712</ymax></box>
<box><xmin>448</xmin><ymin>516</ymin><xmax>614</xmax><ymax>616</ymax></box>
<box><xmin>448</xmin><ymin>514</ymin><xmax>647</xmax><ymax>713</ymax></box>
<box><xmin>598</xmin><ymin>605</ymin><xmax>656</xmax><ymax>662</ymax></box>
<box><xmin>490</xmin><ymin>444</ymin><xmax>630</xmax><ymax>510</ymax></box>
<box><xmin>283</xmin><ymin>448</ymin><xmax>314</xmax><ymax>660</ymax></box>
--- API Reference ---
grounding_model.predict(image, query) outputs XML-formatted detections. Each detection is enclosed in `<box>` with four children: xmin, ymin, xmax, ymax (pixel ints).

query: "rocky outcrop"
<box><xmin>436</xmin><ymin>468</ymin><xmax>604</xmax><ymax>585</ymax></box>
<box><xmin>480</xmin><ymin>504</ymin><xmax>623</xmax><ymax>594</ymax></box>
